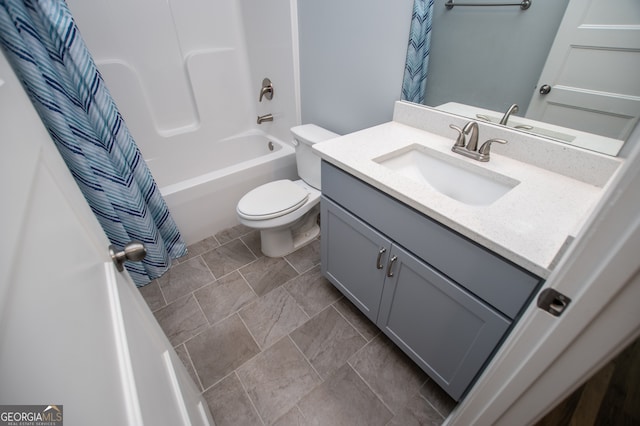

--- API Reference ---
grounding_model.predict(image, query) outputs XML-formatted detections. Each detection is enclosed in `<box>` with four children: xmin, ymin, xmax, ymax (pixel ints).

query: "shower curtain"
<box><xmin>401</xmin><ymin>0</ymin><xmax>435</xmax><ymax>104</ymax></box>
<box><xmin>0</xmin><ymin>0</ymin><xmax>186</xmax><ymax>286</ymax></box>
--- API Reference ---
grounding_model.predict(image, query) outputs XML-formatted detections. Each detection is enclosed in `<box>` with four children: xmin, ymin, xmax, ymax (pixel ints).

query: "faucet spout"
<box><xmin>463</xmin><ymin>121</ymin><xmax>479</xmax><ymax>151</ymax></box>
<box><xmin>257</xmin><ymin>113</ymin><xmax>273</xmax><ymax>124</ymax></box>
<box><xmin>451</xmin><ymin>119</ymin><xmax>507</xmax><ymax>162</ymax></box>
<box><xmin>499</xmin><ymin>104</ymin><xmax>519</xmax><ymax>125</ymax></box>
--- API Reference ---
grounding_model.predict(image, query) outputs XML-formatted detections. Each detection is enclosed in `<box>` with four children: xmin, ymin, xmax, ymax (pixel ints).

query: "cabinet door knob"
<box><xmin>376</xmin><ymin>247</ymin><xmax>387</xmax><ymax>269</ymax></box>
<box><xmin>386</xmin><ymin>255</ymin><xmax>398</xmax><ymax>278</ymax></box>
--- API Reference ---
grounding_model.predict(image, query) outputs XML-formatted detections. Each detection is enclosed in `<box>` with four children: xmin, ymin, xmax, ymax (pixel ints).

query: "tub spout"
<box><xmin>257</xmin><ymin>113</ymin><xmax>273</xmax><ymax>124</ymax></box>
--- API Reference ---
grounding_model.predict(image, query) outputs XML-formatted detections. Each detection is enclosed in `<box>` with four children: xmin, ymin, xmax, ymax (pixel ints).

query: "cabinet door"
<box><xmin>379</xmin><ymin>245</ymin><xmax>511</xmax><ymax>401</ymax></box>
<box><xmin>321</xmin><ymin>197</ymin><xmax>390</xmax><ymax>322</ymax></box>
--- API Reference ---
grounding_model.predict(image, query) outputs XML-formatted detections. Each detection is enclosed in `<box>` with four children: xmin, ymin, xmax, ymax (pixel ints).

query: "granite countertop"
<box><xmin>313</xmin><ymin>109</ymin><xmax>622</xmax><ymax>278</ymax></box>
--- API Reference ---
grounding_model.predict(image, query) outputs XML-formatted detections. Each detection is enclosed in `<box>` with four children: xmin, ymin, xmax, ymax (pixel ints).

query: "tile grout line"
<box><xmin>346</xmin><ymin>335</ymin><xmax>399</xmax><ymax>417</ymax></box>
<box><xmin>237</xmin><ymin>269</ymin><xmax>260</xmax><ymax>300</ymax></box>
<box><xmin>331</xmin><ymin>298</ymin><xmax>381</xmax><ymax>343</ymax></box>
<box><xmin>347</xmin><ymin>358</ymin><xmax>397</xmax><ymax>418</ymax></box>
<box><xmin>151</xmin><ymin>271</ymin><xmax>171</xmax><ymax>309</ymax></box>
<box><xmin>181</xmin><ymin>342</ymin><xmax>206</xmax><ymax>393</ymax></box>
<box><xmin>233</xmin><ymin>371</ymin><xmax>267</xmax><ymax>426</ymax></box>
<box><xmin>237</xmin><ymin>234</ymin><xmax>261</xmax><ymax>260</ymax></box>
<box><xmin>287</xmin><ymin>334</ymin><xmax>324</xmax><ymax>383</ymax></box>
<box><xmin>419</xmin><ymin>392</ymin><xmax>447</xmax><ymax>422</ymax></box>
<box><xmin>154</xmin><ymin>279</ymin><xmax>169</xmax><ymax>310</ymax></box>
<box><xmin>192</xmin><ymin>284</ymin><xmax>213</xmax><ymax>328</ymax></box>
<box><xmin>236</xmin><ymin>311</ymin><xmax>266</xmax><ymax>361</ymax></box>
<box><xmin>239</xmin><ymin>232</ymin><xmax>262</xmax><ymax>258</ymax></box>
<box><xmin>197</xmin><ymin>252</ymin><xmax>219</xmax><ymax>284</ymax></box>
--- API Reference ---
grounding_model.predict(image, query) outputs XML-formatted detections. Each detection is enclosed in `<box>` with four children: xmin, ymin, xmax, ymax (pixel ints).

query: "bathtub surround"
<box><xmin>66</xmin><ymin>0</ymin><xmax>301</xmax><ymax>245</ymax></box>
<box><xmin>160</xmin><ymin>132</ymin><xmax>297</xmax><ymax>245</ymax></box>
<box><xmin>141</xmin><ymin>224</ymin><xmax>457</xmax><ymax>425</ymax></box>
<box><xmin>0</xmin><ymin>0</ymin><xmax>185</xmax><ymax>286</ymax></box>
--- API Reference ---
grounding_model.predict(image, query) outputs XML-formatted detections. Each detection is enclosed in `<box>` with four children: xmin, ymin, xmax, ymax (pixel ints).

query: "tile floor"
<box><xmin>140</xmin><ymin>224</ymin><xmax>456</xmax><ymax>426</ymax></box>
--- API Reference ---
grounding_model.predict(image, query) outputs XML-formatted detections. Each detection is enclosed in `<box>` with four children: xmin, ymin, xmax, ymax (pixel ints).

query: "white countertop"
<box><xmin>314</xmin><ymin>114</ymin><xmax>621</xmax><ymax>278</ymax></box>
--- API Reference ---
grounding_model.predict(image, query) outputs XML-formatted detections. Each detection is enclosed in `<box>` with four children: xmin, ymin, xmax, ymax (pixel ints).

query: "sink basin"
<box><xmin>374</xmin><ymin>144</ymin><xmax>519</xmax><ymax>206</ymax></box>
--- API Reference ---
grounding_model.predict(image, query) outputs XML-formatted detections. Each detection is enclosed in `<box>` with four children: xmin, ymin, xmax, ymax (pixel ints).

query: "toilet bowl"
<box><xmin>236</xmin><ymin>124</ymin><xmax>338</xmax><ymax>257</ymax></box>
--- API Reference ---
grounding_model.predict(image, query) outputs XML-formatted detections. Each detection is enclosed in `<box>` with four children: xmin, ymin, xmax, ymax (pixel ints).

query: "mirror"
<box><xmin>407</xmin><ymin>0</ymin><xmax>639</xmax><ymax>156</ymax></box>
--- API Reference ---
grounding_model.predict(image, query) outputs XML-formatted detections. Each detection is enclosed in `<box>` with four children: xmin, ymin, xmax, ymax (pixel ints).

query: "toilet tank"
<box><xmin>291</xmin><ymin>124</ymin><xmax>339</xmax><ymax>189</ymax></box>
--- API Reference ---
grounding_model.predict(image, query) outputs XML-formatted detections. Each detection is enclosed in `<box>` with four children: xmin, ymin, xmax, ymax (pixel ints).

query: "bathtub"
<box><xmin>154</xmin><ymin>130</ymin><xmax>297</xmax><ymax>245</ymax></box>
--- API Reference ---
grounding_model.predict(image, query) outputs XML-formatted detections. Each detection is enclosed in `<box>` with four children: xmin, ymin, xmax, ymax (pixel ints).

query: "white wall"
<box><xmin>66</xmin><ymin>0</ymin><xmax>299</xmax><ymax>184</ymax></box>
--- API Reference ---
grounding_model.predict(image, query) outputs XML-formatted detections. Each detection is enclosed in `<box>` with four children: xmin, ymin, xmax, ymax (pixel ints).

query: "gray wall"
<box><xmin>298</xmin><ymin>0</ymin><xmax>414</xmax><ymax>135</ymax></box>
<box><xmin>298</xmin><ymin>1</ymin><xmax>570</xmax><ymax>135</ymax></box>
<box><xmin>423</xmin><ymin>2</ymin><xmax>570</xmax><ymax>114</ymax></box>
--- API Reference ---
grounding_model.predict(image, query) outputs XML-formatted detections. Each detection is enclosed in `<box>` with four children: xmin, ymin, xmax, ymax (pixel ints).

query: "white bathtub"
<box><xmin>155</xmin><ymin>130</ymin><xmax>297</xmax><ymax>245</ymax></box>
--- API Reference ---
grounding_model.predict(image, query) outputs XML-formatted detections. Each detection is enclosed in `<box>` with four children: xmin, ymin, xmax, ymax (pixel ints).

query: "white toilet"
<box><xmin>236</xmin><ymin>124</ymin><xmax>339</xmax><ymax>257</ymax></box>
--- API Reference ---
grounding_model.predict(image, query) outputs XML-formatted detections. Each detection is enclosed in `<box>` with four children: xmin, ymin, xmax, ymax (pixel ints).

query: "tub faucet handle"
<box><xmin>259</xmin><ymin>78</ymin><xmax>274</xmax><ymax>102</ymax></box>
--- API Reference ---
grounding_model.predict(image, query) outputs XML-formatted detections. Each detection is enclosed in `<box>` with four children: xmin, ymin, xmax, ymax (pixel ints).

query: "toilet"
<box><xmin>236</xmin><ymin>124</ymin><xmax>339</xmax><ymax>257</ymax></box>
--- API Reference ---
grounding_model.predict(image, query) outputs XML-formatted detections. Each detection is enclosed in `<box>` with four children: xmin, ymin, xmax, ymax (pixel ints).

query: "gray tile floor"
<box><xmin>140</xmin><ymin>224</ymin><xmax>456</xmax><ymax>426</ymax></box>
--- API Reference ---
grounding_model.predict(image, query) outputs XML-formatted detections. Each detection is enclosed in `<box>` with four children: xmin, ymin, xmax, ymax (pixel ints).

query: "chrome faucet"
<box><xmin>499</xmin><ymin>103</ymin><xmax>519</xmax><ymax>125</ymax></box>
<box><xmin>257</xmin><ymin>113</ymin><xmax>273</xmax><ymax>124</ymax></box>
<box><xmin>259</xmin><ymin>78</ymin><xmax>274</xmax><ymax>102</ymax></box>
<box><xmin>450</xmin><ymin>121</ymin><xmax>507</xmax><ymax>162</ymax></box>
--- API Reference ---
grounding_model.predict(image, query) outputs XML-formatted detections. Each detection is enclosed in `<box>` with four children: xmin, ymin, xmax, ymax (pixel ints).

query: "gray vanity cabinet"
<box><xmin>321</xmin><ymin>198</ymin><xmax>391</xmax><ymax>322</ymax></box>
<box><xmin>377</xmin><ymin>243</ymin><xmax>510</xmax><ymax>400</ymax></box>
<box><xmin>320</xmin><ymin>161</ymin><xmax>542</xmax><ymax>401</ymax></box>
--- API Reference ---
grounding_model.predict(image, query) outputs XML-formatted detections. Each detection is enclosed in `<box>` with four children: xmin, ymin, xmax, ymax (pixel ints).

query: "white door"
<box><xmin>526</xmin><ymin>0</ymin><xmax>640</xmax><ymax>141</ymax></box>
<box><xmin>0</xmin><ymin>52</ymin><xmax>213</xmax><ymax>426</ymax></box>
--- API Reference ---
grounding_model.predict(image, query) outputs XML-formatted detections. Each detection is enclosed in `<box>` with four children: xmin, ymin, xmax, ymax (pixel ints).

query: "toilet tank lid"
<box><xmin>291</xmin><ymin>124</ymin><xmax>339</xmax><ymax>146</ymax></box>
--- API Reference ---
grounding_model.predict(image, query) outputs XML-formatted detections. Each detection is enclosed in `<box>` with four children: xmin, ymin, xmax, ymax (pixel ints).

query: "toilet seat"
<box><xmin>237</xmin><ymin>179</ymin><xmax>309</xmax><ymax>220</ymax></box>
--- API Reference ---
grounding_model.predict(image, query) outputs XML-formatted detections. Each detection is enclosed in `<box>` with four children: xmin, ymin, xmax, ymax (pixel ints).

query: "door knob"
<box><xmin>539</xmin><ymin>84</ymin><xmax>552</xmax><ymax>95</ymax></box>
<box><xmin>109</xmin><ymin>241</ymin><xmax>147</xmax><ymax>272</ymax></box>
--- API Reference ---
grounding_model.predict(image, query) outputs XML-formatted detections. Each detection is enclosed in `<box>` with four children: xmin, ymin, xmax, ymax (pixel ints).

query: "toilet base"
<box><xmin>259</xmin><ymin>206</ymin><xmax>320</xmax><ymax>257</ymax></box>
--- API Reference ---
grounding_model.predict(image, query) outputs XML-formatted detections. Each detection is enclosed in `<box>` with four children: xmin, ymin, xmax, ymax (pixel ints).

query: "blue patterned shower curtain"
<box><xmin>0</xmin><ymin>0</ymin><xmax>186</xmax><ymax>286</ymax></box>
<box><xmin>401</xmin><ymin>0</ymin><xmax>435</xmax><ymax>104</ymax></box>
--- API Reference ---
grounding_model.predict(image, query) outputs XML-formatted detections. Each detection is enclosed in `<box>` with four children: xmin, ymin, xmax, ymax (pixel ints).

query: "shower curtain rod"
<box><xmin>445</xmin><ymin>0</ymin><xmax>531</xmax><ymax>10</ymax></box>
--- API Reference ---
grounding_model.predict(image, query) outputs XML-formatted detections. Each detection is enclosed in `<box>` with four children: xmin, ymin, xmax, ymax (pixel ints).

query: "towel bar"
<box><xmin>445</xmin><ymin>0</ymin><xmax>531</xmax><ymax>10</ymax></box>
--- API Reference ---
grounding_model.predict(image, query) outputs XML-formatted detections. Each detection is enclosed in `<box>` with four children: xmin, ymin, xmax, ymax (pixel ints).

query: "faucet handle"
<box><xmin>478</xmin><ymin>138</ymin><xmax>508</xmax><ymax>160</ymax></box>
<box><xmin>259</xmin><ymin>78</ymin><xmax>274</xmax><ymax>102</ymax></box>
<box><xmin>449</xmin><ymin>124</ymin><xmax>466</xmax><ymax>148</ymax></box>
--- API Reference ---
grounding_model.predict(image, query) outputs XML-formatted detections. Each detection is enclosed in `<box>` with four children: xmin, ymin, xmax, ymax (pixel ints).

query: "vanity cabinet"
<box><xmin>320</xmin><ymin>162</ymin><xmax>542</xmax><ymax>400</ymax></box>
<box><xmin>321</xmin><ymin>198</ymin><xmax>390</xmax><ymax>322</ymax></box>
